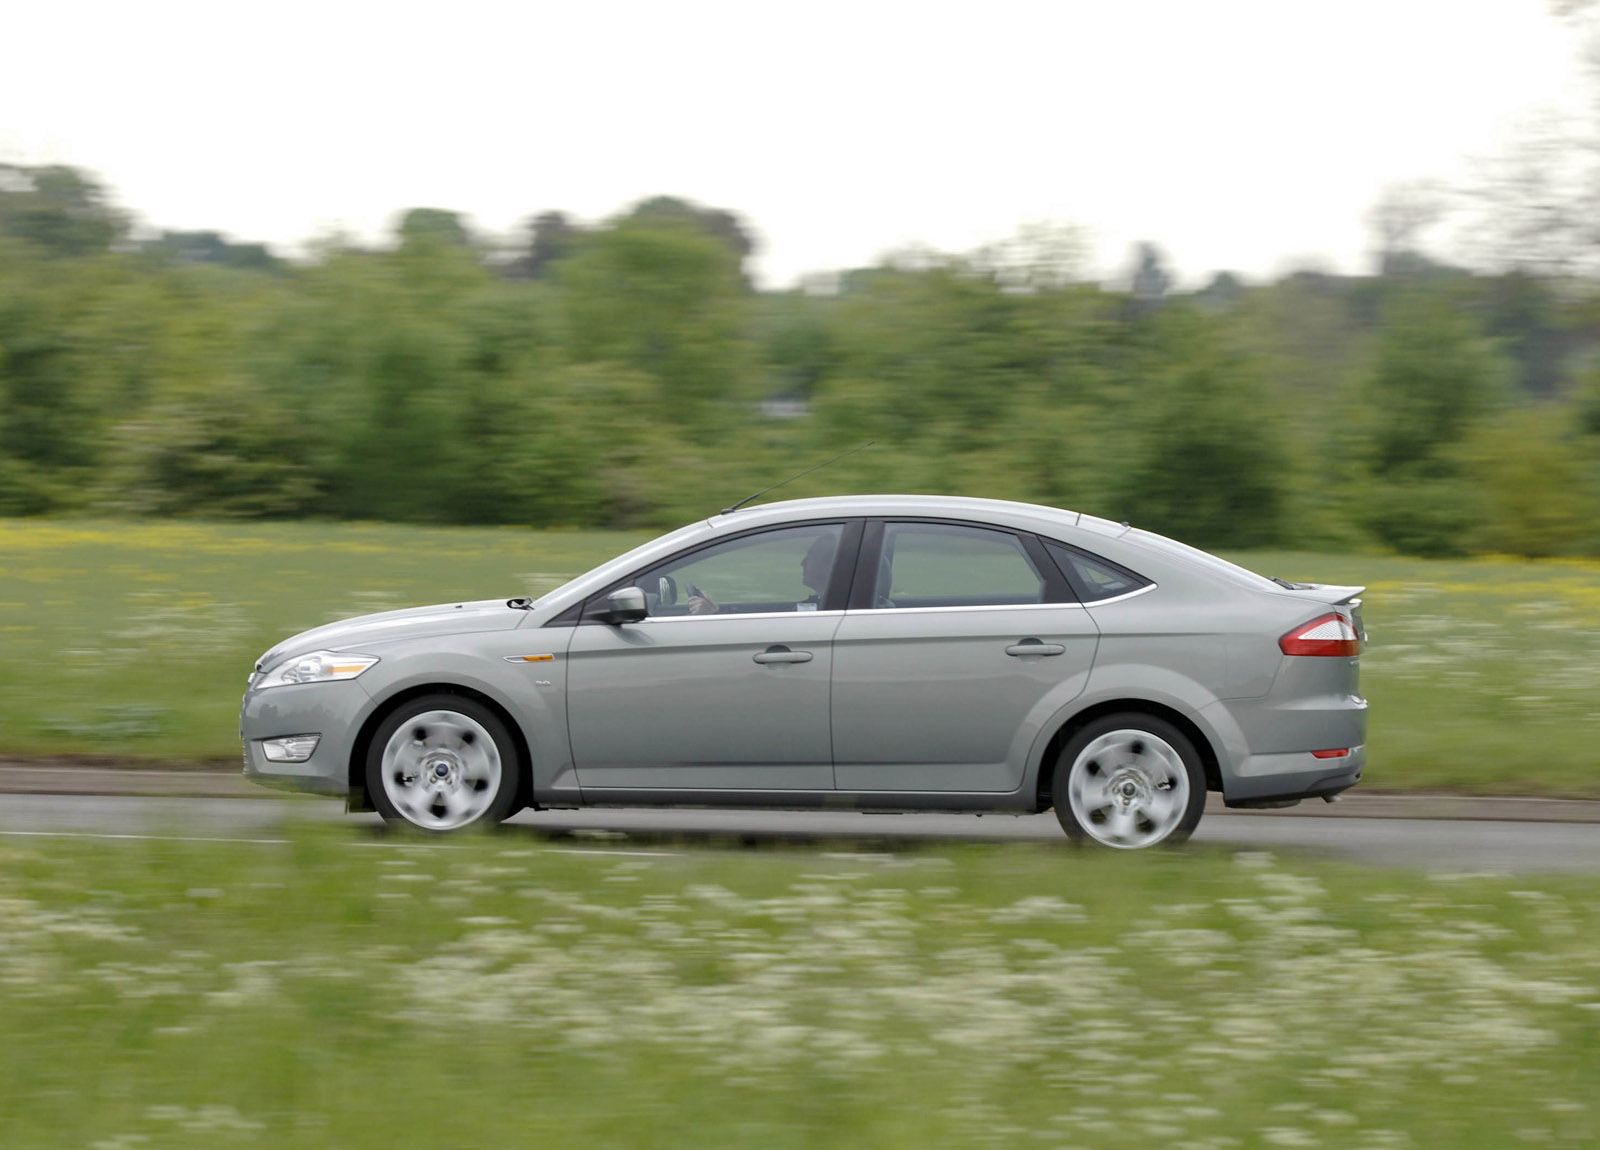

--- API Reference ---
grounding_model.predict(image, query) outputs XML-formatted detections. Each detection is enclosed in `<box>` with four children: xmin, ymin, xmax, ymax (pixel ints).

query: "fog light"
<box><xmin>261</xmin><ymin>734</ymin><xmax>320</xmax><ymax>763</ymax></box>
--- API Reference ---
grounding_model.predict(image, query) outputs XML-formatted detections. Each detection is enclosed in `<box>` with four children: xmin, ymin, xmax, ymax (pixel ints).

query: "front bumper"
<box><xmin>240</xmin><ymin>679</ymin><xmax>373</xmax><ymax>796</ymax></box>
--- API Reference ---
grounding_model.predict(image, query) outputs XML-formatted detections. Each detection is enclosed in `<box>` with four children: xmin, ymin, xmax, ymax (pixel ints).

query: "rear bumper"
<box><xmin>1202</xmin><ymin>686</ymin><xmax>1368</xmax><ymax>805</ymax></box>
<box><xmin>1221</xmin><ymin>746</ymin><xmax>1364</xmax><ymax>807</ymax></box>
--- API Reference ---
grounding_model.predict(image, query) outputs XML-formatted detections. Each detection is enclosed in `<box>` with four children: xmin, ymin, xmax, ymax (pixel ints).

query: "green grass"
<box><xmin>1</xmin><ymin>830</ymin><xmax>1597</xmax><ymax>1148</ymax></box>
<box><xmin>0</xmin><ymin>518</ymin><xmax>648</xmax><ymax>761</ymax></box>
<box><xmin>1</xmin><ymin>519</ymin><xmax>1599</xmax><ymax>793</ymax></box>
<box><xmin>1232</xmin><ymin>550</ymin><xmax>1600</xmax><ymax>795</ymax></box>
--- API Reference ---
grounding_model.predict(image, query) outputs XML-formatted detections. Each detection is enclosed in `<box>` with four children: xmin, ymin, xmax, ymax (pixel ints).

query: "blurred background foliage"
<box><xmin>2</xmin><ymin>161</ymin><xmax>1599</xmax><ymax>557</ymax></box>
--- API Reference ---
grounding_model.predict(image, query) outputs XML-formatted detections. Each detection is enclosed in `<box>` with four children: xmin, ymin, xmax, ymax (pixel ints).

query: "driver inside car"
<box><xmin>687</xmin><ymin>533</ymin><xmax>836</xmax><ymax>615</ymax></box>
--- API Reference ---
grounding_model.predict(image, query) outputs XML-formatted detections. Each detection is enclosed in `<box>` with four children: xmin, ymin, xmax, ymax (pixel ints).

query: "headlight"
<box><xmin>255</xmin><ymin>650</ymin><xmax>379</xmax><ymax>689</ymax></box>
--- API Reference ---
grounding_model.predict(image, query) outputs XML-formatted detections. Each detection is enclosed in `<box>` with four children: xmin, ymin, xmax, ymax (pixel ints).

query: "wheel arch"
<box><xmin>1033</xmin><ymin>698</ymin><xmax>1222</xmax><ymax>812</ymax></box>
<box><xmin>347</xmin><ymin>683</ymin><xmax>534</xmax><ymax>815</ymax></box>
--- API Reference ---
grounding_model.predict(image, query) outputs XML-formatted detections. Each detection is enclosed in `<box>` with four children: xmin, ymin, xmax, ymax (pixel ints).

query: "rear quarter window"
<box><xmin>1044</xmin><ymin>541</ymin><xmax>1152</xmax><ymax>602</ymax></box>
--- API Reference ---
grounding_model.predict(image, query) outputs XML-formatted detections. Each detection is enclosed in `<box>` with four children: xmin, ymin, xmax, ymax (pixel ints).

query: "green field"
<box><xmin>1</xmin><ymin>830</ymin><xmax>1597</xmax><ymax>1148</ymax></box>
<box><xmin>2</xmin><ymin>519</ymin><xmax>1599</xmax><ymax>794</ymax></box>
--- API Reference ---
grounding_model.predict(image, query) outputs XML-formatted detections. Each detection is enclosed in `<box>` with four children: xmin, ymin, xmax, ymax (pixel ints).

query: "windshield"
<box><xmin>526</xmin><ymin>520</ymin><xmax>714</xmax><ymax>609</ymax></box>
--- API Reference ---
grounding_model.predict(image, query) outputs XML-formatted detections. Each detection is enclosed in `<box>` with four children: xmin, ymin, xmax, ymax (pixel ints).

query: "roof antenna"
<box><xmin>720</xmin><ymin>441</ymin><xmax>875</xmax><ymax>515</ymax></box>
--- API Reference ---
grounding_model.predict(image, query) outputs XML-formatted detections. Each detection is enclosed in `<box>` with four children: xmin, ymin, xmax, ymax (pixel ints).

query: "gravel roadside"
<box><xmin>2</xmin><ymin>760</ymin><xmax>1598</xmax><ymax>823</ymax></box>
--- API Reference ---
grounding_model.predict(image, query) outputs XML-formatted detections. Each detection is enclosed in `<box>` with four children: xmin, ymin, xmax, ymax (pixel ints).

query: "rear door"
<box><xmin>830</xmin><ymin>520</ymin><xmax>1099</xmax><ymax>793</ymax></box>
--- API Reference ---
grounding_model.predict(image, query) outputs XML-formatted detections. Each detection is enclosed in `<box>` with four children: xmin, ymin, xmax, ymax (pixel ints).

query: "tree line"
<box><xmin>1</xmin><ymin>163</ymin><xmax>1598</xmax><ymax>557</ymax></box>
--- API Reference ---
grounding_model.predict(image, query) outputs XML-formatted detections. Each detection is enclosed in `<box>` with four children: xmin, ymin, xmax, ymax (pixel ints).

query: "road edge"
<box><xmin>2</xmin><ymin>763</ymin><xmax>1599</xmax><ymax>823</ymax></box>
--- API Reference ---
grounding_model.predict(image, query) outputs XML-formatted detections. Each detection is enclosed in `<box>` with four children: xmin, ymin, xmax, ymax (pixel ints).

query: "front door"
<box><xmin>567</xmin><ymin>522</ymin><xmax>851</xmax><ymax>792</ymax></box>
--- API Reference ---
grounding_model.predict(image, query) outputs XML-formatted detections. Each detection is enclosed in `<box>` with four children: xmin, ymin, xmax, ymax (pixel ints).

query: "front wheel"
<box><xmin>1053</xmin><ymin>713</ymin><xmax>1206</xmax><ymax>849</ymax></box>
<box><xmin>366</xmin><ymin>695</ymin><xmax>521</xmax><ymax>831</ymax></box>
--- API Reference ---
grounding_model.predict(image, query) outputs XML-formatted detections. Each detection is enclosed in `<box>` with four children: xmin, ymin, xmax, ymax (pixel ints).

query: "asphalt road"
<box><xmin>3</xmin><ymin>794</ymin><xmax>1600</xmax><ymax>873</ymax></box>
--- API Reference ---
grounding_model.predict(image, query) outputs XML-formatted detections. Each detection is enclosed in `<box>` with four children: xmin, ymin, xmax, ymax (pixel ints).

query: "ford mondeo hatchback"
<box><xmin>242</xmin><ymin>496</ymin><xmax>1366</xmax><ymax>848</ymax></box>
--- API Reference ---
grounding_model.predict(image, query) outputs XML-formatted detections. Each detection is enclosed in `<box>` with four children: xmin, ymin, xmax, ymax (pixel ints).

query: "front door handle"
<box><xmin>753</xmin><ymin>645</ymin><xmax>813</xmax><ymax>665</ymax></box>
<box><xmin>1005</xmin><ymin>639</ymin><xmax>1066</xmax><ymax>657</ymax></box>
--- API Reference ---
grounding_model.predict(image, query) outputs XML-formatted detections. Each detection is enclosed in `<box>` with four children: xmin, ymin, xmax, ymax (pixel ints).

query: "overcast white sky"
<box><xmin>1</xmin><ymin>1</ymin><xmax>1590</xmax><ymax>287</ymax></box>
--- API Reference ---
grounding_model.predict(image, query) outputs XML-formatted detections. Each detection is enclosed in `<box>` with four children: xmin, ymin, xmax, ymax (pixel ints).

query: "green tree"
<box><xmin>508</xmin><ymin>210</ymin><xmax>581</xmax><ymax>280</ymax></box>
<box><xmin>628</xmin><ymin>196</ymin><xmax>754</xmax><ymax>271</ymax></box>
<box><xmin>558</xmin><ymin>209</ymin><xmax>750</xmax><ymax>432</ymax></box>
<box><xmin>397</xmin><ymin>208</ymin><xmax>473</xmax><ymax>251</ymax></box>
<box><xmin>1576</xmin><ymin>366</ymin><xmax>1600</xmax><ymax>436</ymax></box>
<box><xmin>139</xmin><ymin>230</ymin><xmax>282</xmax><ymax>271</ymax></box>
<box><xmin>814</xmin><ymin>262</ymin><xmax>1041</xmax><ymax>453</ymax></box>
<box><xmin>0</xmin><ymin>243</ymin><xmax>139</xmax><ymax>511</ymax></box>
<box><xmin>1457</xmin><ymin>407</ymin><xmax>1596</xmax><ymax>556</ymax></box>
<box><xmin>1117</xmin><ymin>307</ymin><xmax>1289</xmax><ymax>548</ymax></box>
<box><xmin>0</xmin><ymin>165</ymin><xmax>126</xmax><ymax>257</ymax></box>
<box><xmin>1359</xmin><ymin>288</ymin><xmax>1510</xmax><ymax>555</ymax></box>
<box><xmin>1365</xmin><ymin>291</ymin><xmax>1504</xmax><ymax>476</ymax></box>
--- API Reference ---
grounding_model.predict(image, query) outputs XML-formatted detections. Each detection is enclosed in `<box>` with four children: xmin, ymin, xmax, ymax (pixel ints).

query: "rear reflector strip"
<box><xmin>1310</xmin><ymin>748</ymin><xmax>1351</xmax><ymax>759</ymax></box>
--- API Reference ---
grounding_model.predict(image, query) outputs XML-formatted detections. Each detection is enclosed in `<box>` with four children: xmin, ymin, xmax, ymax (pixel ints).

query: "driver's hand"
<box><xmin>687</xmin><ymin>593</ymin><xmax>718</xmax><ymax>615</ymax></box>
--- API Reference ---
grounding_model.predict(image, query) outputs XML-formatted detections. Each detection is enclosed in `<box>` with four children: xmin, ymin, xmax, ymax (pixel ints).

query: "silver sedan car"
<box><xmin>241</xmin><ymin>496</ymin><xmax>1366</xmax><ymax>848</ymax></box>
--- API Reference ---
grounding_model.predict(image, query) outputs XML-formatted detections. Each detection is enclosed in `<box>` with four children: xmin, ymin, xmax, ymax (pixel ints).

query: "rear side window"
<box><xmin>1045</xmin><ymin>541</ymin><xmax>1151</xmax><ymax>602</ymax></box>
<box><xmin>875</xmin><ymin>523</ymin><xmax>1045</xmax><ymax>609</ymax></box>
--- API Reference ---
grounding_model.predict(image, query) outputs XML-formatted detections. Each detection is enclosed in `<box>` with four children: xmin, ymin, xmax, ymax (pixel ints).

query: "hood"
<box><xmin>254</xmin><ymin>599</ymin><xmax>526</xmax><ymax>671</ymax></box>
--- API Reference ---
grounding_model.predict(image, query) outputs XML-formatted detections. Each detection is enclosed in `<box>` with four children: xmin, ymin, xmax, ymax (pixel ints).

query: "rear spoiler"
<box><xmin>1275</xmin><ymin>583</ymin><xmax>1365</xmax><ymax>606</ymax></box>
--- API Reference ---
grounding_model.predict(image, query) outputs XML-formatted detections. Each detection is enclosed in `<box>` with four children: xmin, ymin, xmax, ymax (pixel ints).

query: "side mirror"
<box><xmin>601</xmin><ymin>586</ymin><xmax>648</xmax><ymax>625</ymax></box>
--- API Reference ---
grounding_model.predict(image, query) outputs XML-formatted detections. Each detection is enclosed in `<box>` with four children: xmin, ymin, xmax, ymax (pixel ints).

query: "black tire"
<box><xmin>365</xmin><ymin>694</ymin><xmax>521</xmax><ymax>832</ymax></box>
<box><xmin>1052</xmin><ymin>712</ymin><xmax>1206</xmax><ymax>849</ymax></box>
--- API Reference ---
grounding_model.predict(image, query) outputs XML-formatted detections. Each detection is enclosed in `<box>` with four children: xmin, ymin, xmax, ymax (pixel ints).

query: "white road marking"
<box><xmin>546</xmin><ymin>847</ymin><xmax>679</xmax><ymax>857</ymax></box>
<box><xmin>344</xmin><ymin>839</ymin><xmax>680</xmax><ymax>857</ymax></box>
<box><xmin>0</xmin><ymin>829</ymin><xmax>289</xmax><ymax>845</ymax></box>
<box><xmin>0</xmin><ymin>827</ymin><xmax>679</xmax><ymax>857</ymax></box>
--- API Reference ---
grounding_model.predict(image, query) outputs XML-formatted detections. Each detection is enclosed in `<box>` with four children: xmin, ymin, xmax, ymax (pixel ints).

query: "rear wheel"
<box><xmin>366</xmin><ymin>695</ymin><xmax>520</xmax><ymax>831</ymax></box>
<box><xmin>1053</xmin><ymin>713</ymin><xmax>1205</xmax><ymax>849</ymax></box>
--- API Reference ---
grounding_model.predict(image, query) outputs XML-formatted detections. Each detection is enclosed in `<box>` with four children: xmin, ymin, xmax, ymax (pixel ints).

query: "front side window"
<box><xmin>873</xmin><ymin>523</ymin><xmax>1045</xmax><ymax>609</ymax></box>
<box><xmin>634</xmin><ymin>524</ymin><xmax>844</xmax><ymax>617</ymax></box>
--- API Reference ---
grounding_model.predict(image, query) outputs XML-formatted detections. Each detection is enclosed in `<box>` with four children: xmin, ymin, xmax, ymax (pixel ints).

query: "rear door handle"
<box><xmin>753</xmin><ymin>645</ymin><xmax>813</xmax><ymax>664</ymax></box>
<box><xmin>1005</xmin><ymin>640</ymin><xmax>1066</xmax><ymax>657</ymax></box>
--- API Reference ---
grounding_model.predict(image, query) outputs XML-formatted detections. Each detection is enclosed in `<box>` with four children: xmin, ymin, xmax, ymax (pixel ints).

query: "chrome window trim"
<box><xmin>846</xmin><ymin>601</ymin><xmax>1086</xmax><ymax>616</ymax></box>
<box><xmin>843</xmin><ymin>582</ymin><xmax>1157</xmax><ymax>615</ymax></box>
<box><xmin>628</xmin><ymin>610</ymin><xmax>847</xmax><ymax>625</ymax></box>
<box><xmin>1076</xmin><ymin>583</ymin><xmax>1159</xmax><ymax>607</ymax></box>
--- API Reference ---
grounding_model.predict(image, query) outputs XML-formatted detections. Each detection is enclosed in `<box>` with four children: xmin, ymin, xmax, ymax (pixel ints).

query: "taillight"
<box><xmin>1280</xmin><ymin>612</ymin><xmax>1360</xmax><ymax>657</ymax></box>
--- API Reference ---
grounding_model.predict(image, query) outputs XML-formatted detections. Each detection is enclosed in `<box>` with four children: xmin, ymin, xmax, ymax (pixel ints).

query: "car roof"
<box><xmin>712</xmin><ymin>497</ymin><xmax>1312</xmax><ymax>600</ymax></box>
<box><xmin>524</xmin><ymin>494</ymin><xmax>1282</xmax><ymax>622</ymax></box>
<box><xmin>713</xmin><ymin>494</ymin><xmax>1125</xmax><ymax>538</ymax></box>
